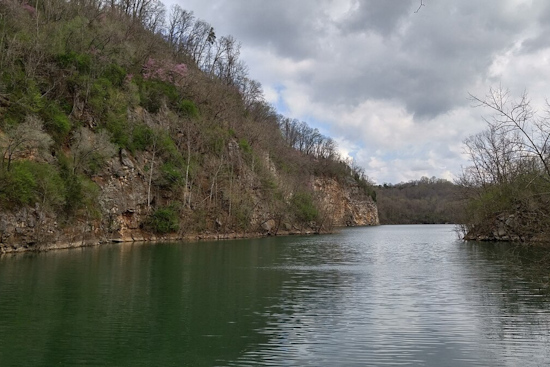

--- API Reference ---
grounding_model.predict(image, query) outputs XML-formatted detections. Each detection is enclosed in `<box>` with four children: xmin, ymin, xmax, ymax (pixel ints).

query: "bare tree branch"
<box><xmin>415</xmin><ymin>0</ymin><xmax>425</xmax><ymax>13</ymax></box>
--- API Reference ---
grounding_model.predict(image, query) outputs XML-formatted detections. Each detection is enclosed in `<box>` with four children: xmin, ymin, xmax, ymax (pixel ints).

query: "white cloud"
<box><xmin>166</xmin><ymin>0</ymin><xmax>550</xmax><ymax>183</ymax></box>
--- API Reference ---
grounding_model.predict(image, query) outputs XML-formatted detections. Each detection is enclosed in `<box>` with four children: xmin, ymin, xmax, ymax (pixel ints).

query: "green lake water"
<box><xmin>1</xmin><ymin>225</ymin><xmax>550</xmax><ymax>366</ymax></box>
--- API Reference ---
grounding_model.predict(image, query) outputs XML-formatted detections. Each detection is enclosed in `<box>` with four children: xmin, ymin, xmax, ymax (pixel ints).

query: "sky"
<box><xmin>165</xmin><ymin>0</ymin><xmax>550</xmax><ymax>184</ymax></box>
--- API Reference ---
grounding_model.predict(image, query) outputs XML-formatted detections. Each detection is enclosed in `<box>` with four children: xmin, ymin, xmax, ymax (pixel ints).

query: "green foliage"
<box><xmin>102</xmin><ymin>64</ymin><xmax>126</xmax><ymax>87</ymax></box>
<box><xmin>61</xmin><ymin>169</ymin><xmax>83</xmax><ymax>213</ymax></box>
<box><xmin>104</xmin><ymin>112</ymin><xmax>130</xmax><ymax>148</ymax></box>
<box><xmin>0</xmin><ymin>161</ymin><xmax>37</xmax><ymax>206</ymax></box>
<box><xmin>261</xmin><ymin>175</ymin><xmax>277</xmax><ymax>191</ymax></box>
<box><xmin>31</xmin><ymin>162</ymin><xmax>66</xmax><ymax>208</ymax></box>
<box><xmin>157</xmin><ymin>132</ymin><xmax>181</xmax><ymax>162</ymax></box>
<box><xmin>41</xmin><ymin>102</ymin><xmax>71</xmax><ymax>143</ymax></box>
<box><xmin>60</xmin><ymin>172</ymin><xmax>100</xmax><ymax>216</ymax></box>
<box><xmin>138</xmin><ymin>79</ymin><xmax>180</xmax><ymax>113</ymax></box>
<box><xmin>89</xmin><ymin>77</ymin><xmax>113</xmax><ymax>116</ymax></box>
<box><xmin>128</xmin><ymin>124</ymin><xmax>154</xmax><ymax>152</ymax></box>
<box><xmin>56</xmin><ymin>51</ymin><xmax>91</xmax><ymax>73</ymax></box>
<box><xmin>79</xmin><ymin>177</ymin><xmax>101</xmax><ymax>218</ymax></box>
<box><xmin>356</xmin><ymin>178</ymin><xmax>376</xmax><ymax>202</ymax></box>
<box><xmin>85</xmin><ymin>151</ymin><xmax>106</xmax><ymax>175</ymax></box>
<box><xmin>291</xmin><ymin>192</ymin><xmax>319</xmax><ymax>223</ymax></box>
<box><xmin>57</xmin><ymin>154</ymin><xmax>99</xmax><ymax>215</ymax></box>
<box><xmin>466</xmin><ymin>180</ymin><xmax>527</xmax><ymax>225</ymax></box>
<box><xmin>50</xmin><ymin>16</ymin><xmax>90</xmax><ymax>56</ymax></box>
<box><xmin>148</xmin><ymin>205</ymin><xmax>180</xmax><ymax>234</ymax></box>
<box><xmin>238</xmin><ymin>138</ymin><xmax>252</xmax><ymax>154</ymax></box>
<box><xmin>178</xmin><ymin>99</ymin><xmax>199</xmax><ymax>119</ymax></box>
<box><xmin>160</xmin><ymin>162</ymin><xmax>183</xmax><ymax>188</ymax></box>
<box><xmin>203</xmin><ymin>126</ymin><xmax>230</xmax><ymax>156</ymax></box>
<box><xmin>26</xmin><ymin>82</ymin><xmax>45</xmax><ymax>113</ymax></box>
<box><xmin>0</xmin><ymin>161</ymin><xmax>65</xmax><ymax>208</ymax></box>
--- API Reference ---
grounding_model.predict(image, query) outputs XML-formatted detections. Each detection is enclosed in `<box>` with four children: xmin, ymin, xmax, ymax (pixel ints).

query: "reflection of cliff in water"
<box><xmin>0</xmin><ymin>239</ymin><xmax>295</xmax><ymax>366</ymax></box>
<box><xmin>2</xmin><ymin>226</ymin><xmax>550</xmax><ymax>367</ymax></box>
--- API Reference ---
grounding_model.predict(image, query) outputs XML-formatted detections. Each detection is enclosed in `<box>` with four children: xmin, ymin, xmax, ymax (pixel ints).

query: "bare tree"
<box><xmin>70</xmin><ymin>127</ymin><xmax>117</xmax><ymax>175</ymax></box>
<box><xmin>459</xmin><ymin>87</ymin><xmax>550</xmax><ymax>241</ymax></box>
<box><xmin>1</xmin><ymin>115</ymin><xmax>53</xmax><ymax>172</ymax></box>
<box><xmin>166</xmin><ymin>5</ymin><xmax>195</xmax><ymax>54</ymax></box>
<box><xmin>469</xmin><ymin>87</ymin><xmax>550</xmax><ymax>180</ymax></box>
<box><xmin>463</xmin><ymin>125</ymin><xmax>522</xmax><ymax>186</ymax></box>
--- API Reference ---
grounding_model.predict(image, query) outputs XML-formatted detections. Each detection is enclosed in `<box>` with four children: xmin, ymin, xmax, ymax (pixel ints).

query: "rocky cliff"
<box><xmin>0</xmin><ymin>152</ymin><xmax>379</xmax><ymax>253</ymax></box>
<box><xmin>463</xmin><ymin>212</ymin><xmax>550</xmax><ymax>243</ymax></box>
<box><xmin>314</xmin><ymin>177</ymin><xmax>379</xmax><ymax>227</ymax></box>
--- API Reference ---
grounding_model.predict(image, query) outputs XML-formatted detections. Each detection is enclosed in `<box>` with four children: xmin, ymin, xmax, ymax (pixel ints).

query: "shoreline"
<box><xmin>0</xmin><ymin>228</ymin><xmax>338</xmax><ymax>254</ymax></box>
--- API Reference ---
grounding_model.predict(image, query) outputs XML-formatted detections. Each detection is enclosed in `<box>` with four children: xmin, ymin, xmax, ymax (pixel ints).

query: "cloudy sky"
<box><xmin>166</xmin><ymin>0</ymin><xmax>550</xmax><ymax>184</ymax></box>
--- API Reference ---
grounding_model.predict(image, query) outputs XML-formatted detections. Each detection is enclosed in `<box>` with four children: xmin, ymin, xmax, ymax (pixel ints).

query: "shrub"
<box><xmin>128</xmin><ymin>124</ymin><xmax>153</xmax><ymax>152</ymax></box>
<box><xmin>178</xmin><ymin>99</ymin><xmax>199</xmax><ymax>119</ymax></box>
<box><xmin>42</xmin><ymin>103</ymin><xmax>71</xmax><ymax>143</ymax></box>
<box><xmin>0</xmin><ymin>161</ymin><xmax>68</xmax><ymax>209</ymax></box>
<box><xmin>89</xmin><ymin>77</ymin><xmax>113</xmax><ymax>116</ymax></box>
<box><xmin>157</xmin><ymin>132</ymin><xmax>181</xmax><ymax>162</ymax></box>
<box><xmin>104</xmin><ymin>112</ymin><xmax>130</xmax><ymax>148</ymax></box>
<box><xmin>238</xmin><ymin>138</ymin><xmax>252</xmax><ymax>154</ymax></box>
<box><xmin>204</xmin><ymin>127</ymin><xmax>230</xmax><ymax>156</ymax></box>
<box><xmin>138</xmin><ymin>79</ymin><xmax>179</xmax><ymax>113</ymax></box>
<box><xmin>291</xmin><ymin>191</ymin><xmax>319</xmax><ymax>223</ymax></box>
<box><xmin>102</xmin><ymin>64</ymin><xmax>126</xmax><ymax>87</ymax></box>
<box><xmin>31</xmin><ymin>162</ymin><xmax>66</xmax><ymax>209</ymax></box>
<box><xmin>59</xmin><ymin>171</ymin><xmax>100</xmax><ymax>216</ymax></box>
<box><xmin>160</xmin><ymin>162</ymin><xmax>184</xmax><ymax>188</ymax></box>
<box><xmin>26</xmin><ymin>81</ymin><xmax>45</xmax><ymax>113</ymax></box>
<box><xmin>61</xmin><ymin>170</ymin><xmax>83</xmax><ymax>213</ymax></box>
<box><xmin>148</xmin><ymin>206</ymin><xmax>180</xmax><ymax>233</ymax></box>
<box><xmin>58</xmin><ymin>154</ymin><xmax>100</xmax><ymax>215</ymax></box>
<box><xmin>56</xmin><ymin>51</ymin><xmax>91</xmax><ymax>73</ymax></box>
<box><xmin>0</xmin><ymin>161</ymin><xmax>37</xmax><ymax>206</ymax></box>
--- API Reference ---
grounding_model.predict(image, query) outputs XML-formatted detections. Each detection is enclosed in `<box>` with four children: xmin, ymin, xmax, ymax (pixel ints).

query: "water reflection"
<box><xmin>227</xmin><ymin>226</ymin><xmax>550</xmax><ymax>367</ymax></box>
<box><xmin>1</xmin><ymin>226</ymin><xmax>550</xmax><ymax>366</ymax></box>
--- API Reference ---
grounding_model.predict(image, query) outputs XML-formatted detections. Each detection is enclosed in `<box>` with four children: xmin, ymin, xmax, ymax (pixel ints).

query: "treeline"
<box><xmin>376</xmin><ymin>177</ymin><xmax>464</xmax><ymax>224</ymax></box>
<box><xmin>458</xmin><ymin>88</ymin><xmax>550</xmax><ymax>242</ymax></box>
<box><xmin>279</xmin><ymin>117</ymin><xmax>337</xmax><ymax>160</ymax></box>
<box><xmin>0</xmin><ymin>0</ymin><xmax>374</xmax><ymax>235</ymax></box>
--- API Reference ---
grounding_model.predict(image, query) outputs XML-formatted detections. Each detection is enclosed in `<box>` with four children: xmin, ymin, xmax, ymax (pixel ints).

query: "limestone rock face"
<box><xmin>0</xmin><ymin>148</ymin><xmax>379</xmax><ymax>252</ymax></box>
<box><xmin>96</xmin><ymin>151</ymin><xmax>149</xmax><ymax>242</ymax></box>
<box><xmin>313</xmin><ymin>177</ymin><xmax>379</xmax><ymax>227</ymax></box>
<box><xmin>0</xmin><ymin>204</ymin><xmax>103</xmax><ymax>252</ymax></box>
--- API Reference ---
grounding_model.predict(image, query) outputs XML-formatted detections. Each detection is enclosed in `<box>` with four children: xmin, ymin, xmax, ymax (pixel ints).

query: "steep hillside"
<box><xmin>0</xmin><ymin>0</ymin><xmax>378</xmax><ymax>251</ymax></box>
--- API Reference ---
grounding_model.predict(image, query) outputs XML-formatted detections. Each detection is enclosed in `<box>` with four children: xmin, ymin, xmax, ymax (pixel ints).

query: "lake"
<box><xmin>1</xmin><ymin>225</ymin><xmax>550</xmax><ymax>366</ymax></box>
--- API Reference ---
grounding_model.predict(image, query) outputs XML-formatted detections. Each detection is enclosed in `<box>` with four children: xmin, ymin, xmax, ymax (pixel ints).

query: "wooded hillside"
<box><xmin>376</xmin><ymin>177</ymin><xmax>464</xmax><ymax>224</ymax></box>
<box><xmin>0</xmin><ymin>0</ymin><xmax>376</xmax><ymax>246</ymax></box>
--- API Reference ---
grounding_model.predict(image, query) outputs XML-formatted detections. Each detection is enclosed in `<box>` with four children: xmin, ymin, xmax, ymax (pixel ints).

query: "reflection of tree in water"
<box><xmin>469</xmin><ymin>242</ymin><xmax>550</xmax><ymax>297</ymax></box>
<box><xmin>459</xmin><ymin>241</ymin><xmax>550</xmax><ymax>364</ymax></box>
<box><xmin>0</xmin><ymin>240</ymin><xmax>294</xmax><ymax>367</ymax></box>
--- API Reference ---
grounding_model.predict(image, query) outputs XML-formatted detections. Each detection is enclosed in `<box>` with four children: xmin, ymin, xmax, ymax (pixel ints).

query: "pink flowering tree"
<box><xmin>142</xmin><ymin>58</ymin><xmax>187</xmax><ymax>88</ymax></box>
<box><xmin>21</xmin><ymin>2</ymin><xmax>36</xmax><ymax>15</ymax></box>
